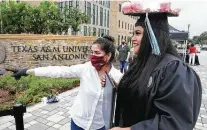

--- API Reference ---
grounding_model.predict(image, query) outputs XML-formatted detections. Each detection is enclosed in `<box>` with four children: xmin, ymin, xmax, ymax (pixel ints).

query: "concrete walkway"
<box><xmin>192</xmin><ymin>65</ymin><xmax>207</xmax><ymax>130</ymax></box>
<box><xmin>0</xmin><ymin>88</ymin><xmax>79</xmax><ymax>130</ymax></box>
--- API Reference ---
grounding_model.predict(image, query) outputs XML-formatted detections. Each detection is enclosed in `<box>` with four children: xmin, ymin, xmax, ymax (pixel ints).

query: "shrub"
<box><xmin>0</xmin><ymin>72</ymin><xmax>80</xmax><ymax>108</ymax></box>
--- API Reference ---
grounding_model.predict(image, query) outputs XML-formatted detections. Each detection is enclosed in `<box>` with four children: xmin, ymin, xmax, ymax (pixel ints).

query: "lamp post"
<box><xmin>183</xmin><ymin>24</ymin><xmax>190</xmax><ymax>62</ymax></box>
<box><xmin>188</xmin><ymin>24</ymin><xmax>190</xmax><ymax>39</ymax></box>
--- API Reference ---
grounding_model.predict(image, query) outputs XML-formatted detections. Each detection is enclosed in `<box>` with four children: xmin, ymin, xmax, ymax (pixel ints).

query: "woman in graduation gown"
<box><xmin>110</xmin><ymin>12</ymin><xmax>202</xmax><ymax>130</ymax></box>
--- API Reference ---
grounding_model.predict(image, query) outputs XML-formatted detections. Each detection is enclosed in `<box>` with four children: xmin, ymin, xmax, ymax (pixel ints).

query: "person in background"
<box><xmin>128</xmin><ymin>47</ymin><xmax>135</xmax><ymax>65</ymax></box>
<box><xmin>7</xmin><ymin>35</ymin><xmax>123</xmax><ymax>130</ymax></box>
<box><xmin>188</xmin><ymin>43</ymin><xmax>197</xmax><ymax>65</ymax></box>
<box><xmin>187</xmin><ymin>43</ymin><xmax>190</xmax><ymax>50</ymax></box>
<box><xmin>117</xmin><ymin>40</ymin><xmax>130</xmax><ymax>73</ymax></box>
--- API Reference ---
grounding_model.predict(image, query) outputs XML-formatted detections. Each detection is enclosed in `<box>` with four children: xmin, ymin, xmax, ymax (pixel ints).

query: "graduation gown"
<box><xmin>115</xmin><ymin>54</ymin><xmax>202</xmax><ymax>130</ymax></box>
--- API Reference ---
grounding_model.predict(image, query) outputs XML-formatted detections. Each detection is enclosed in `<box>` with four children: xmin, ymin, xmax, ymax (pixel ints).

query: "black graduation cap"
<box><xmin>134</xmin><ymin>12</ymin><xmax>178</xmax><ymax>33</ymax></box>
<box><xmin>126</xmin><ymin>12</ymin><xmax>179</xmax><ymax>55</ymax></box>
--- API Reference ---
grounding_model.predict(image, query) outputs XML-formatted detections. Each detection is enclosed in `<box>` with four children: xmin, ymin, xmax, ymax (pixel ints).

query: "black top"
<box><xmin>115</xmin><ymin>54</ymin><xmax>202</xmax><ymax>130</ymax></box>
<box><xmin>117</xmin><ymin>45</ymin><xmax>130</xmax><ymax>61</ymax></box>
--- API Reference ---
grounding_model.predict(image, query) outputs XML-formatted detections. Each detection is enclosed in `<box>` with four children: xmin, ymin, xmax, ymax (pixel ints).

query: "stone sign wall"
<box><xmin>0</xmin><ymin>35</ymin><xmax>97</xmax><ymax>69</ymax></box>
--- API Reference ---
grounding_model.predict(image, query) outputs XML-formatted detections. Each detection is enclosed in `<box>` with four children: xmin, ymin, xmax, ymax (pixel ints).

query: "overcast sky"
<box><xmin>168</xmin><ymin>0</ymin><xmax>207</xmax><ymax>38</ymax></box>
<box><xmin>127</xmin><ymin>0</ymin><xmax>207</xmax><ymax>38</ymax></box>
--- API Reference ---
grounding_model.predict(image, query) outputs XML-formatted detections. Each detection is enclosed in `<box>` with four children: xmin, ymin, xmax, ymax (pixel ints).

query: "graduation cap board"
<box><xmin>125</xmin><ymin>12</ymin><xmax>178</xmax><ymax>17</ymax></box>
<box><xmin>121</xmin><ymin>1</ymin><xmax>181</xmax><ymax>16</ymax></box>
<box><xmin>121</xmin><ymin>1</ymin><xmax>181</xmax><ymax>55</ymax></box>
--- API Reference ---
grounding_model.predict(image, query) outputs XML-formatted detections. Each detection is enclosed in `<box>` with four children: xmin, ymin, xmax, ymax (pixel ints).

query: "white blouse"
<box><xmin>32</xmin><ymin>62</ymin><xmax>123</xmax><ymax>130</ymax></box>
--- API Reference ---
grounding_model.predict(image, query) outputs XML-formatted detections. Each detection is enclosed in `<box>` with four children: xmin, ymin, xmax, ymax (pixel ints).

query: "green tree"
<box><xmin>0</xmin><ymin>1</ymin><xmax>89</xmax><ymax>34</ymax></box>
<box><xmin>38</xmin><ymin>1</ymin><xmax>63</xmax><ymax>34</ymax></box>
<box><xmin>25</xmin><ymin>6</ymin><xmax>44</xmax><ymax>34</ymax></box>
<box><xmin>196</xmin><ymin>31</ymin><xmax>207</xmax><ymax>46</ymax></box>
<box><xmin>70</xmin><ymin>8</ymin><xmax>89</xmax><ymax>35</ymax></box>
<box><xmin>0</xmin><ymin>1</ymin><xmax>35</xmax><ymax>34</ymax></box>
<box><xmin>62</xmin><ymin>7</ymin><xmax>89</xmax><ymax>35</ymax></box>
<box><xmin>0</xmin><ymin>2</ymin><xmax>7</xmax><ymax>33</ymax></box>
<box><xmin>0</xmin><ymin>1</ymin><xmax>30</xmax><ymax>33</ymax></box>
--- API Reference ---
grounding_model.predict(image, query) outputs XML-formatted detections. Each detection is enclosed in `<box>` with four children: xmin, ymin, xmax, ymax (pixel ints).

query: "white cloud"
<box><xmin>168</xmin><ymin>0</ymin><xmax>207</xmax><ymax>38</ymax></box>
<box><xmin>127</xmin><ymin>0</ymin><xmax>207</xmax><ymax>38</ymax></box>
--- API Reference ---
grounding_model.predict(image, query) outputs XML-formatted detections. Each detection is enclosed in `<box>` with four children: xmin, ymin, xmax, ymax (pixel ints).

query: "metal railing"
<box><xmin>0</xmin><ymin>71</ymin><xmax>26</xmax><ymax>130</ymax></box>
<box><xmin>0</xmin><ymin>104</ymin><xmax>26</xmax><ymax>130</ymax></box>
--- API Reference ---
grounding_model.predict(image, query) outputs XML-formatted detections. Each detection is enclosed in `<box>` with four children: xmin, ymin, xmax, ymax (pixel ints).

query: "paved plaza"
<box><xmin>1</xmin><ymin>52</ymin><xmax>207</xmax><ymax>130</ymax></box>
<box><xmin>0</xmin><ymin>87</ymin><xmax>78</xmax><ymax>130</ymax></box>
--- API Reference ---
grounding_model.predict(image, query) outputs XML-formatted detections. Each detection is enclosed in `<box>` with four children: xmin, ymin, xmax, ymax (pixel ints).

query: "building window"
<box><xmin>88</xmin><ymin>27</ymin><xmax>91</xmax><ymax>36</ymax></box>
<box><xmin>76</xmin><ymin>1</ymin><xmax>79</xmax><ymax>8</ymax></box>
<box><xmin>59</xmin><ymin>2</ymin><xmax>63</xmax><ymax>12</ymax></box>
<box><xmin>99</xmin><ymin>0</ymin><xmax>102</xmax><ymax>5</ymax></box>
<box><xmin>101</xmin><ymin>29</ymin><xmax>104</xmax><ymax>37</ymax></box>
<box><xmin>93</xmin><ymin>27</ymin><xmax>96</xmax><ymax>36</ymax></box>
<box><xmin>106</xmin><ymin>0</ymin><xmax>110</xmax><ymax>8</ymax></box>
<box><xmin>118</xmin><ymin>20</ymin><xmax>120</xmax><ymax>28</ymax></box>
<box><xmin>65</xmin><ymin>1</ymin><xmax>68</xmax><ymax>9</ymax></box>
<box><xmin>92</xmin><ymin>4</ymin><xmax>96</xmax><ymax>25</ymax></box>
<box><xmin>87</xmin><ymin>2</ymin><xmax>91</xmax><ymax>24</ymax></box>
<box><xmin>71</xmin><ymin>30</ymin><xmax>76</xmax><ymax>35</ymax></box>
<box><xmin>104</xmin><ymin>9</ymin><xmax>106</xmax><ymax>27</ymax></box>
<box><xmin>130</xmin><ymin>24</ymin><xmax>132</xmax><ymax>30</ymax></box>
<box><xmin>107</xmin><ymin>10</ymin><xmax>109</xmax><ymax>28</ymax></box>
<box><xmin>105</xmin><ymin>0</ymin><xmax>108</xmax><ymax>7</ymax></box>
<box><xmin>128</xmin><ymin>24</ymin><xmax>129</xmax><ymax>30</ymax></box>
<box><xmin>118</xmin><ymin>35</ymin><xmax>120</xmax><ymax>45</ymax></box>
<box><xmin>119</xmin><ymin>4</ymin><xmax>121</xmax><ymax>12</ymax></box>
<box><xmin>96</xmin><ymin>6</ymin><xmax>98</xmax><ymax>25</ymax></box>
<box><xmin>84</xmin><ymin>1</ymin><xmax>87</xmax><ymax>13</ymax></box>
<box><xmin>125</xmin><ymin>23</ymin><xmax>127</xmax><ymax>29</ymax></box>
<box><xmin>107</xmin><ymin>30</ymin><xmax>109</xmax><ymax>35</ymax></box>
<box><xmin>69</xmin><ymin>1</ymin><xmax>73</xmax><ymax>8</ymax></box>
<box><xmin>122</xmin><ymin>21</ymin><xmax>123</xmax><ymax>29</ymax></box>
<box><xmin>100</xmin><ymin>7</ymin><xmax>103</xmax><ymax>26</ymax></box>
<box><xmin>98</xmin><ymin>28</ymin><xmax>101</xmax><ymax>37</ymax></box>
<box><xmin>84</xmin><ymin>26</ymin><xmax>87</xmax><ymax>36</ymax></box>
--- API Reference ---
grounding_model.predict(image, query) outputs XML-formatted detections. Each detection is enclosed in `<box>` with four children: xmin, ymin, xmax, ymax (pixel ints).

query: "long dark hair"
<box><xmin>118</xmin><ymin>22</ymin><xmax>180</xmax><ymax>99</ymax></box>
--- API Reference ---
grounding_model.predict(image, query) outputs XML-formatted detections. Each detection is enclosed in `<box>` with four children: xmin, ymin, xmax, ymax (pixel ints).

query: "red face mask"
<box><xmin>90</xmin><ymin>55</ymin><xmax>107</xmax><ymax>70</ymax></box>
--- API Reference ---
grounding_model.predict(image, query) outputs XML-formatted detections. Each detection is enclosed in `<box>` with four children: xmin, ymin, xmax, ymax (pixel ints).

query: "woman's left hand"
<box><xmin>110</xmin><ymin>127</ymin><xmax>131</xmax><ymax>130</ymax></box>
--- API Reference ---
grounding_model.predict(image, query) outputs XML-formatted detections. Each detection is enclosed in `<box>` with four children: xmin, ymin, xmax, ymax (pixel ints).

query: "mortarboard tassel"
<box><xmin>145</xmin><ymin>13</ymin><xmax>161</xmax><ymax>55</ymax></box>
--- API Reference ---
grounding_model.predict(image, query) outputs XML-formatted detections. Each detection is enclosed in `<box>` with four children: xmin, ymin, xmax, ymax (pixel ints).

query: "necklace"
<box><xmin>98</xmin><ymin>72</ymin><xmax>106</xmax><ymax>87</ymax></box>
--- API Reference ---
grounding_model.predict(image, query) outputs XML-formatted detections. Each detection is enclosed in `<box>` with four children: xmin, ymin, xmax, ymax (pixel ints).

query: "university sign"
<box><xmin>10</xmin><ymin>45</ymin><xmax>91</xmax><ymax>61</ymax></box>
<box><xmin>0</xmin><ymin>35</ymin><xmax>96</xmax><ymax>68</ymax></box>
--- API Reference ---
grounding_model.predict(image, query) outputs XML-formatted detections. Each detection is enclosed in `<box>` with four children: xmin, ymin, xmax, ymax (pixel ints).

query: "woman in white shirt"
<box><xmin>8</xmin><ymin>35</ymin><xmax>123</xmax><ymax>130</ymax></box>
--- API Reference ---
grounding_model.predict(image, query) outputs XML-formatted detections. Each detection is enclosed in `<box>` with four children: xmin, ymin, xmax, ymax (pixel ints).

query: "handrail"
<box><xmin>0</xmin><ymin>104</ymin><xmax>26</xmax><ymax>130</ymax></box>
